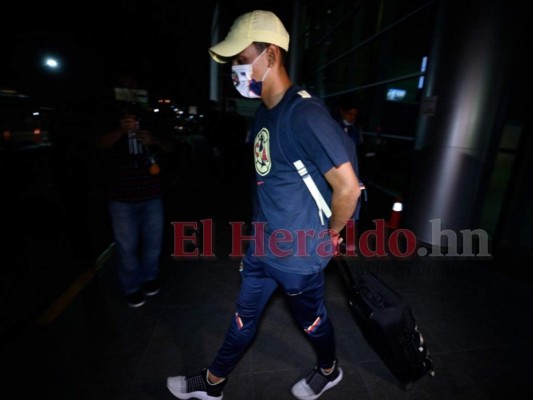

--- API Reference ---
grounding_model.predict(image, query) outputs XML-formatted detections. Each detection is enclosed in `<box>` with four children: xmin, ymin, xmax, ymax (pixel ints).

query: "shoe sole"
<box><xmin>167</xmin><ymin>385</ymin><xmax>222</xmax><ymax>400</ymax></box>
<box><xmin>127</xmin><ymin>300</ymin><xmax>145</xmax><ymax>308</ymax></box>
<box><xmin>291</xmin><ymin>367</ymin><xmax>343</xmax><ymax>400</ymax></box>
<box><xmin>143</xmin><ymin>289</ymin><xmax>160</xmax><ymax>296</ymax></box>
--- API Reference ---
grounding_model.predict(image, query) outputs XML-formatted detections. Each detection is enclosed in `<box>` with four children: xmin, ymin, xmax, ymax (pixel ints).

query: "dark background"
<box><xmin>1</xmin><ymin>1</ymin><xmax>213</xmax><ymax>106</ymax></box>
<box><xmin>0</xmin><ymin>1</ymin><xmax>293</xmax><ymax>110</ymax></box>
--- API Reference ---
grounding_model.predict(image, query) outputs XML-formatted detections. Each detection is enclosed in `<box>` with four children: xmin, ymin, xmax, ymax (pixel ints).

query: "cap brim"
<box><xmin>209</xmin><ymin>38</ymin><xmax>253</xmax><ymax>64</ymax></box>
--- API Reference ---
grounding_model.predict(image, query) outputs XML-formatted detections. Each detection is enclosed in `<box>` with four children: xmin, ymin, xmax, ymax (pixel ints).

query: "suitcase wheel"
<box><xmin>419</xmin><ymin>332</ymin><xmax>425</xmax><ymax>346</ymax></box>
<box><xmin>425</xmin><ymin>357</ymin><xmax>436</xmax><ymax>377</ymax></box>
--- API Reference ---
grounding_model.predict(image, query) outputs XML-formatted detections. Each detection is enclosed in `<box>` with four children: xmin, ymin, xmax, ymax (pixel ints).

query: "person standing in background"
<box><xmin>98</xmin><ymin>109</ymin><xmax>173</xmax><ymax>308</ymax></box>
<box><xmin>337</xmin><ymin>95</ymin><xmax>364</xmax><ymax>175</ymax></box>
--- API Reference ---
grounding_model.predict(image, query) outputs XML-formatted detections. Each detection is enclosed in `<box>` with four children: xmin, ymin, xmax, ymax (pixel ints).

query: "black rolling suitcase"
<box><xmin>336</xmin><ymin>256</ymin><xmax>435</xmax><ymax>390</ymax></box>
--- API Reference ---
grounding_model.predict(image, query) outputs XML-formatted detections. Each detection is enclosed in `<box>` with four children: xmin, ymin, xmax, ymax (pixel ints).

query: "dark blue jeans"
<box><xmin>108</xmin><ymin>198</ymin><xmax>164</xmax><ymax>295</ymax></box>
<box><xmin>209</xmin><ymin>258</ymin><xmax>336</xmax><ymax>377</ymax></box>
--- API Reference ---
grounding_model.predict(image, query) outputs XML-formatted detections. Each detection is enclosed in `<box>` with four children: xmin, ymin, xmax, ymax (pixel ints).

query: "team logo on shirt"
<box><xmin>254</xmin><ymin>128</ymin><xmax>271</xmax><ymax>176</ymax></box>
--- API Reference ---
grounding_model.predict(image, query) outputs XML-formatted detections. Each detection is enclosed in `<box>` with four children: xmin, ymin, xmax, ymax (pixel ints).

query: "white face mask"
<box><xmin>231</xmin><ymin>49</ymin><xmax>270</xmax><ymax>99</ymax></box>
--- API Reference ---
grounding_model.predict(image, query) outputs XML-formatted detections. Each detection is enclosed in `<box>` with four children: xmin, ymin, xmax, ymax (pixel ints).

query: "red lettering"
<box><xmin>200</xmin><ymin>219</ymin><xmax>215</xmax><ymax>257</ymax></box>
<box><xmin>295</xmin><ymin>229</ymin><xmax>314</xmax><ymax>256</ymax></box>
<box><xmin>359</xmin><ymin>219</ymin><xmax>387</xmax><ymax>257</ymax></box>
<box><xmin>172</xmin><ymin>222</ymin><xmax>199</xmax><ymax>257</ymax></box>
<box><xmin>230</xmin><ymin>222</ymin><xmax>266</xmax><ymax>257</ymax></box>
<box><xmin>388</xmin><ymin>229</ymin><xmax>417</xmax><ymax>258</ymax></box>
<box><xmin>269</xmin><ymin>229</ymin><xmax>293</xmax><ymax>257</ymax></box>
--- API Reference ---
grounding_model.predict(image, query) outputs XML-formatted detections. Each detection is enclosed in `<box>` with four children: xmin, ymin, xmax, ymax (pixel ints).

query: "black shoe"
<box><xmin>167</xmin><ymin>368</ymin><xmax>226</xmax><ymax>400</ymax></box>
<box><xmin>141</xmin><ymin>279</ymin><xmax>160</xmax><ymax>296</ymax></box>
<box><xmin>126</xmin><ymin>291</ymin><xmax>145</xmax><ymax>308</ymax></box>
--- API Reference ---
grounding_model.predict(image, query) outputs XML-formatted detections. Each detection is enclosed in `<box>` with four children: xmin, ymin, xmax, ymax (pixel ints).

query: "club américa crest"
<box><xmin>254</xmin><ymin>128</ymin><xmax>271</xmax><ymax>176</ymax></box>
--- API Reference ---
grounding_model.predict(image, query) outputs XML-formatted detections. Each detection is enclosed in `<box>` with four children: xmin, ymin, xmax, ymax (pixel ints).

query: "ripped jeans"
<box><xmin>209</xmin><ymin>258</ymin><xmax>336</xmax><ymax>378</ymax></box>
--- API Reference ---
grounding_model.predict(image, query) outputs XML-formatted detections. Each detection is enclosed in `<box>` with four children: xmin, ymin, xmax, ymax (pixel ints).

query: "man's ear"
<box><xmin>266</xmin><ymin>45</ymin><xmax>278</xmax><ymax>67</ymax></box>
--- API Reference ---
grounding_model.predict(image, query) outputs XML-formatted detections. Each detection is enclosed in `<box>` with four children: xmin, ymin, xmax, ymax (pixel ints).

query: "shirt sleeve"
<box><xmin>290</xmin><ymin>99</ymin><xmax>352</xmax><ymax>175</ymax></box>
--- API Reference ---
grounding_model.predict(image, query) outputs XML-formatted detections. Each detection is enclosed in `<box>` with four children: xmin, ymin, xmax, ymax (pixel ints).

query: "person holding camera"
<box><xmin>98</xmin><ymin>110</ymin><xmax>171</xmax><ymax>308</ymax></box>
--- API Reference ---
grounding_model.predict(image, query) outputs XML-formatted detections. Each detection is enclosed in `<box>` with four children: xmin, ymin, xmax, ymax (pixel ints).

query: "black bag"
<box><xmin>336</xmin><ymin>257</ymin><xmax>435</xmax><ymax>390</ymax></box>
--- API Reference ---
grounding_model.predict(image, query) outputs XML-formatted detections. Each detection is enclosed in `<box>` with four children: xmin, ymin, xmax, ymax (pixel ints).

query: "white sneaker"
<box><xmin>291</xmin><ymin>361</ymin><xmax>343</xmax><ymax>400</ymax></box>
<box><xmin>167</xmin><ymin>368</ymin><xmax>225</xmax><ymax>400</ymax></box>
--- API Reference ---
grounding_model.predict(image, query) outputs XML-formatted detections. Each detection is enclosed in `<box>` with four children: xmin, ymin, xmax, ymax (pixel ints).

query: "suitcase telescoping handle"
<box><xmin>335</xmin><ymin>243</ymin><xmax>357</xmax><ymax>290</ymax></box>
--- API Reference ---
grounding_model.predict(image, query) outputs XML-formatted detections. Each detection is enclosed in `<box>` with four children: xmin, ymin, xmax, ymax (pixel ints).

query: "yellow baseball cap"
<box><xmin>209</xmin><ymin>10</ymin><xmax>290</xmax><ymax>63</ymax></box>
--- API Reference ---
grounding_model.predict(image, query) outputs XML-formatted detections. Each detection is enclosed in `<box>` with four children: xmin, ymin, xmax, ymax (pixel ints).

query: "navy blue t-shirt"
<box><xmin>243</xmin><ymin>86</ymin><xmax>354</xmax><ymax>274</ymax></box>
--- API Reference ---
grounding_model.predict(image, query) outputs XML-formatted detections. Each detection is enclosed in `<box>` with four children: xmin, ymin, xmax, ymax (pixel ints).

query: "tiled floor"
<box><xmin>3</xmin><ymin>144</ymin><xmax>533</xmax><ymax>399</ymax></box>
